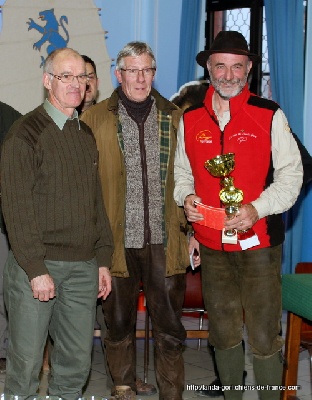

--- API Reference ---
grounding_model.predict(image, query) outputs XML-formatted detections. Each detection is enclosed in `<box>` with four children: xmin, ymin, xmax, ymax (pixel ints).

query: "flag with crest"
<box><xmin>0</xmin><ymin>0</ymin><xmax>113</xmax><ymax>114</ymax></box>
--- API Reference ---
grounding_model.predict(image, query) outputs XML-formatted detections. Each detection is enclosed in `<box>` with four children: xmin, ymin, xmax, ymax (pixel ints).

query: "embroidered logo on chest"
<box><xmin>229</xmin><ymin>130</ymin><xmax>257</xmax><ymax>144</ymax></box>
<box><xmin>196</xmin><ymin>130</ymin><xmax>212</xmax><ymax>144</ymax></box>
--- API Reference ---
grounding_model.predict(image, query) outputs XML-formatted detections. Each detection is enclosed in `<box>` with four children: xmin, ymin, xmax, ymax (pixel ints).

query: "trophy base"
<box><xmin>222</xmin><ymin>229</ymin><xmax>238</xmax><ymax>244</ymax></box>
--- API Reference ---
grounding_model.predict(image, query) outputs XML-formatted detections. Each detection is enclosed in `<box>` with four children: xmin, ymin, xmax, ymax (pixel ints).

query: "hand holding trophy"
<box><xmin>205</xmin><ymin>152</ymin><xmax>259</xmax><ymax>250</ymax></box>
<box><xmin>205</xmin><ymin>153</ymin><xmax>242</xmax><ymax>244</ymax></box>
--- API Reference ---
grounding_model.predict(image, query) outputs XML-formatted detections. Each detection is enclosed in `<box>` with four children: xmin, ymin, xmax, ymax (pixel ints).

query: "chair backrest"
<box><xmin>295</xmin><ymin>262</ymin><xmax>312</xmax><ymax>274</ymax></box>
<box><xmin>295</xmin><ymin>263</ymin><xmax>312</xmax><ymax>338</ymax></box>
<box><xmin>183</xmin><ymin>266</ymin><xmax>205</xmax><ymax>310</ymax></box>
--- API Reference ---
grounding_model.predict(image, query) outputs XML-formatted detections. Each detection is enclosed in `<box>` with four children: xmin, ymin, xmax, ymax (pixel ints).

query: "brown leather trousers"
<box><xmin>200</xmin><ymin>244</ymin><xmax>283</xmax><ymax>356</ymax></box>
<box><xmin>103</xmin><ymin>244</ymin><xmax>186</xmax><ymax>400</ymax></box>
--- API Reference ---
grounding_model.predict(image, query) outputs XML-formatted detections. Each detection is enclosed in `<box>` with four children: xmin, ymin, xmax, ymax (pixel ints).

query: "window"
<box><xmin>205</xmin><ymin>0</ymin><xmax>268</xmax><ymax>97</ymax></box>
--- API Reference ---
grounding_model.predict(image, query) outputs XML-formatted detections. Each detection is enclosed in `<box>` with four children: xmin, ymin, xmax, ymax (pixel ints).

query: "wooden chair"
<box><xmin>294</xmin><ymin>262</ymin><xmax>312</xmax><ymax>380</ymax></box>
<box><xmin>282</xmin><ymin>262</ymin><xmax>312</xmax><ymax>400</ymax></box>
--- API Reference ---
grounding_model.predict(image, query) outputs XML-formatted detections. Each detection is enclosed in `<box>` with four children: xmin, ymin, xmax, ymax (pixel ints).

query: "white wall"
<box><xmin>0</xmin><ymin>0</ymin><xmax>203</xmax><ymax>100</ymax></box>
<box><xmin>93</xmin><ymin>0</ymin><xmax>183</xmax><ymax>99</ymax></box>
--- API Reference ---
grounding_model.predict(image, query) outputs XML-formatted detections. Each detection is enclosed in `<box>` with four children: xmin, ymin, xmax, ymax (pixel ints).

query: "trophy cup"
<box><xmin>204</xmin><ymin>153</ymin><xmax>243</xmax><ymax>244</ymax></box>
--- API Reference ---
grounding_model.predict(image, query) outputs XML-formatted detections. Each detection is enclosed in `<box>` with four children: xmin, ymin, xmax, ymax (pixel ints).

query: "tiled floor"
<box><xmin>0</xmin><ymin>311</ymin><xmax>311</xmax><ymax>399</ymax></box>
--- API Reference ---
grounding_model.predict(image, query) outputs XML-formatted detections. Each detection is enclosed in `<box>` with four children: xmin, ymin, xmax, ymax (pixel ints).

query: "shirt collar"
<box><xmin>212</xmin><ymin>93</ymin><xmax>230</xmax><ymax>131</ymax></box>
<box><xmin>43</xmin><ymin>99</ymin><xmax>81</xmax><ymax>130</ymax></box>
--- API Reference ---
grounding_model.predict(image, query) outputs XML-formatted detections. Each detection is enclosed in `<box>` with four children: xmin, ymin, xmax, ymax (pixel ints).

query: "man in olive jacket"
<box><xmin>81</xmin><ymin>41</ymin><xmax>190</xmax><ymax>400</ymax></box>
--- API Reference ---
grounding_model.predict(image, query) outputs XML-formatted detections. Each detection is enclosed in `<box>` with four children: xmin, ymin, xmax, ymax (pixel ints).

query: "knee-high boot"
<box><xmin>104</xmin><ymin>332</ymin><xmax>136</xmax><ymax>393</ymax></box>
<box><xmin>154</xmin><ymin>333</ymin><xmax>184</xmax><ymax>400</ymax></box>
<box><xmin>253</xmin><ymin>351</ymin><xmax>283</xmax><ymax>400</ymax></box>
<box><xmin>214</xmin><ymin>343</ymin><xmax>245</xmax><ymax>400</ymax></box>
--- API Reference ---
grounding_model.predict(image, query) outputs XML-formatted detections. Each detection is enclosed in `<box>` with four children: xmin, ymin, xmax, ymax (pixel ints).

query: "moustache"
<box><xmin>218</xmin><ymin>78</ymin><xmax>241</xmax><ymax>85</ymax></box>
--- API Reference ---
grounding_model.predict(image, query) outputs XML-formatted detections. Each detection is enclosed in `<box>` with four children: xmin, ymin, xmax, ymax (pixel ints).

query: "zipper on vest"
<box><xmin>138</xmin><ymin>122</ymin><xmax>151</xmax><ymax>246</ymax></box>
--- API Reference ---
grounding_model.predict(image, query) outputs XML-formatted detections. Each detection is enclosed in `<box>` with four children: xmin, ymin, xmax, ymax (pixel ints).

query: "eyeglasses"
<box><xmin>48</xmin><ymin>73</ymin><xmax>89</xmax><ymax>84</ymax></box>
<box><xmin>120</xmin><ymin>68</ymin><xmax>156</xmax><ymax>77</ymax></box>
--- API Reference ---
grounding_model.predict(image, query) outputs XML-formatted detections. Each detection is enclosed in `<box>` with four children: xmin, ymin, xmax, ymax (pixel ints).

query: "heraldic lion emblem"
<box><xmin>27</xmin><ymin>8</ymin><xmax>69</xmax><ymax>67</ymax></box>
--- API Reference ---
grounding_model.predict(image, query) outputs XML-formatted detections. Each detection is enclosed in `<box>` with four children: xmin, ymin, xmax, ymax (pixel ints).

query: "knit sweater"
<box><xmin>119</xmin><ymin>101</ymin><xmax>163</xmax><ymax>248</ymax></box>
<box><xmin>1</xmin><ymin>105</ymin><xmax>114</xmax><ymax>280</ymax></box>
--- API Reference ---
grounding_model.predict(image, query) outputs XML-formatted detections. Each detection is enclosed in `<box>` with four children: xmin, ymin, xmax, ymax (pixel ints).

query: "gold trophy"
<box><xmin>205</xmin><ymin>153</ymin><xmax>243</xmax><ymax>244</ymax></box>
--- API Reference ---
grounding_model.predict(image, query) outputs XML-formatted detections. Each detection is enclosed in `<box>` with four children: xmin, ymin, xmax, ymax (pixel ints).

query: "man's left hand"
<box><xmin>189</xmin><ymin>235</ymin><xmax>201</xmax><ymax>268</ymax></box>
<box><xmin>224</xmin><ymin>203</ymin><xmax>259</xmax><ymax>231</ymax></box>
<box><xmin>98</xmin><ymin>266</ymin><xmax>112</xmax><ymax>300</ymax></box>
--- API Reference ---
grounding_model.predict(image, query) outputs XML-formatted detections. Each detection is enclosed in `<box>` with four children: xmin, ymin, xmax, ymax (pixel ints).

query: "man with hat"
<box><xmin>174</xmin><ymin>31</ymin><xmax>303</xmax><ymax>400</ymax></box>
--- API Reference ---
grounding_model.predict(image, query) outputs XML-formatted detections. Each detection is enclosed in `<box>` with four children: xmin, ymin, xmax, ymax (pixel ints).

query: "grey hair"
<box><xmin>115</xmin><ymin>41</ymin><xmax>157</xmax><ymax>70</ymax></box>
<box><xmin>43</xmin><ymin>48</ymin><xmax>84</xmax><ymax>75</ymax></box>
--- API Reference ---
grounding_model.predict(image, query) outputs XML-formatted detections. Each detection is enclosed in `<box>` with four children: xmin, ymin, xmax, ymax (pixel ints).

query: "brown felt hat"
<box><xmin>196</xmin><ymin>31</ymin><xmax>261</xmax><ymax>68</ymax></box>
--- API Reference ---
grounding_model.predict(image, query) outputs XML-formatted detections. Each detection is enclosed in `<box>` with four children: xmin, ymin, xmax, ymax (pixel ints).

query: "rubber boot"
<box><xmin>214</xmin><ymin>342</ymin><xmax>245</xmax><ymax>400</ymax></box>
<box><xmin>253</xmin><ymin>351</ymin><xmax>283</xmax><ymax>400</ymax></box>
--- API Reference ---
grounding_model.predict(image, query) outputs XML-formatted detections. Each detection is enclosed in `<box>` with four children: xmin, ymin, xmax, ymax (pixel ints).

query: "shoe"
<box><xmin>111</xmin><ymin>385</ymin><xmax>136</xmax><ymax>398</ymax></box>
<box><xmin>0</xmin><ymin>358</ymin><xmax>6</xmax><ymax>374</ymax></box>
<box><xmin>195</xmin><ymin>371</ymin><xmax>247</xmax><ymax>397</ymax></box>
<box><xmin>136</xmin><ymin>377</ymin><xmax>157</xmax><ymax>396</ymax></box>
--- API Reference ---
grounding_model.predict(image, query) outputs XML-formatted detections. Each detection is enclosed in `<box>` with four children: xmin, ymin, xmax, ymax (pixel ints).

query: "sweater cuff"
<box><xmin>96</xmin><ymin>246</ymin><xmax>113</xmax><ymax>269</ymax></box>
<box><xmin>176</xmin><ymin>188</ymin><xmax>195</xmax><ymax>207</ymax></box>
<box><xmin>20</xmin><ymin>258</ymin><xmax>50</xmax><ymax>281</ymax></box>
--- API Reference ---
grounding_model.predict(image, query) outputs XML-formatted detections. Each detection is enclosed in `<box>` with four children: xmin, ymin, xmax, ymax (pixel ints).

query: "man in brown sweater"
<box><xmin>0</xmin><ymin>48</ymin><xmax>114</xmax><ymax>400</ymax></box>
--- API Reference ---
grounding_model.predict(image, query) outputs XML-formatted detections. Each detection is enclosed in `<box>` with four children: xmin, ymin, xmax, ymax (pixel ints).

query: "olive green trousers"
<box><xmin>4</xmin><ymin>251</ymin><xmax>98</xmax><ymax>400</ymax></box>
